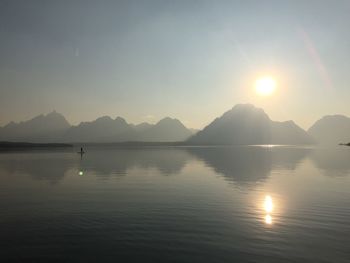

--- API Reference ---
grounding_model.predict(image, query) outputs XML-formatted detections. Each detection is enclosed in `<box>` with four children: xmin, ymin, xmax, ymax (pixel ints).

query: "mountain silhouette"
<box><xmin>308</xmin><ymin>115</ymin><xmax>350</xmax><ymax>145</ymax></box>
<box><xmin>63</xmin><ymin>116</ymin><xmax>133</xmax><ymax>143</ymax></box>
<box><xmin>63</xmin><ymin>116</ymin><xmax>192</xmax><ymax>143</ymax></box>
<box><xmin>0</xmin><ymin>111</ymin><xmax>70</xmax><ymax>143</ymax></box>
<box><xmin>0</xmin><ymin>112</ymin><xmax>194</xmax><ymax>143</ymax></box>
<box><xmin>134</xmin><ymin>117</ymin><xmax>192</xmax><ymax>142</ymax></box>
<box><xmin>188</xmin><ymin>104</ymin><xmax>314</xmax><ymax>145</ymax></box>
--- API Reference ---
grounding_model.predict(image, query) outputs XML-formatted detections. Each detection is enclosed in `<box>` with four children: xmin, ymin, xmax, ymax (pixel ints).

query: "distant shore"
<box><xmin>0</xmin><ymin>141</ymin><xmax>73</xmax><ymax>150</ymax></box>
<box><xmin>0</xmin><ymin>141</ymin><xmax>319</xmax><ymax>149</ymax></box>
<box><xmin>1</xmin><ymin>141</ymin><xmax>345</xmax><ymax>150</ymax></box>
<box><xmin>73</xmin><ymin>141</ymin><xmax>185</xmax><ymax>147</ymax></box>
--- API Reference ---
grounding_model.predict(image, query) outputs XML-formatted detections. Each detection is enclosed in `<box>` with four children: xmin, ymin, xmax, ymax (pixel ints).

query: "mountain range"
<box><xmin>0</xmin><ymin>111</ymin><xmax>70</xmax><ymax>143</ymax></box>
<box><xmin>0</xmin><ymin>104</ymin><xmax>349</xmax><ymax>145</ymax></box>
<box><xmin>63</xmin><ymin>115</ymin><xmax>193</xmax><ymax>143</ymax></box>
<box><xmin>0</xmin><ymin>111</ymin><xmax>193</xmax><ymax>143</ymax></box>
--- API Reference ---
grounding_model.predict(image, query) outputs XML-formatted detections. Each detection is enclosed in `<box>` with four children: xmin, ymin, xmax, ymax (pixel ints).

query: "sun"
<box><xmin>255</xmin><ymin>76</ymin><xmax>276</xmax><ymax>96</ymax></box>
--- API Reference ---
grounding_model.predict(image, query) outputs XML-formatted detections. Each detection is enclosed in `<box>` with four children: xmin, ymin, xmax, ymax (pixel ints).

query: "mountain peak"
<box><xmin>0</xmin><ymin>111</ymin><xmax>71</xmax><ymax>142</ymax></box>
<box><xmin>95</xmin><ymin>116</ymin><xmax>113</xmax><ymax>122</ymax></box>
<box><xmin>133</xmin><ymin>117</ymin><xmax>191</xmax><ymax>142</ymax></box>
<box><xmin>115</xmin><ymin>116</ymin><xmax>127</xmax><ymax>124</ymax></box>
<box><xmin>156</xmin><ymin>117</ymin><xmax>185</xmax><ymax>128</ymax></box>
<box><xmin>308</xmin><ymin>114</ymin><xmax>350</xmax><ymax>144</ymax></box>
<box><xmin>231</xmin><ymin>104</ymin><xmax>267</xmax><ymax>115</ymax></box>
<box><xmin>46</xmin><ymin>110</ymin><xmax>67</xmax><ymax>120</ymax></box>
<box><xmin>318</xmin><ymin>114</ymin><xmax>349</xmax><ymax>122</ymax></box>
<box><xmin>231</xmin><ymin>103</ymin><xmax>256</xmax><ymax>110</ymax></box>
<box><xmin>158</xmin><ymin>117</ymin><xmax>176</xmax><ymax>122</ymax></box>
<box><xmin>188</xmin><ymin>104</ymin><xmax>312</xmax><ymax>145</ymax></box>
<box><xmin>221</xmin><ymin>104</ymin><xmax>270</xmax><ymax>122</ymax></box>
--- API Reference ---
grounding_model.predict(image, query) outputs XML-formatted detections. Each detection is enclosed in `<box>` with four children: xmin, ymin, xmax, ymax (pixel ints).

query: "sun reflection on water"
<box><xmin>263</xmin><ymin>195</ymin><xmax>274</xmax><ymax>225</ymax></box>
<box><xmin>265</xmin><ymin>214</ymin><xmax>272</xmax><ymax>224</ymax></box>
<box><xmin>264</xmin><ymin>195</ymin><xmax>273</xmax><ymax>213</ymax></box>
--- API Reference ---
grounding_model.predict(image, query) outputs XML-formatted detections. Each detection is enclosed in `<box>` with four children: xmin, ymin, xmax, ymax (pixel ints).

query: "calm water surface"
<box><xmin>0</xmin><ymin>146</ymin><xmax>349</xmax><ymax>262</ymax></box>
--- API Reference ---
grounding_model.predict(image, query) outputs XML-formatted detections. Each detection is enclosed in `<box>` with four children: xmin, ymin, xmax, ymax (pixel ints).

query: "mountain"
<box><xmin>63</xmin><ymin>116</ymin><xmax>133</xmax><ymax>143</ymax></box>
<box><xmin>62</xmin><ymin>116</ymin><xmax>193</xmax><ymax>143</ymax></box>
<box><xmin>0</xmin><ymin>111</ymin><xmax>71</xmax><ymax>142</ymax></box>
<box><xmin>308</xmin><ymin>115</ymin><xmax>350</xmax><ymax>145</ymax></box>
<box><xmin>134</xmin><ymin>117</ymin><xmax>193</xmax><ymax>142</ymax></box>
<box><xmin>187</xmin><ymin>104</ymin><xmax>314</xmax><ymax>145</ymax></box>
<box><xmin>2</xmin><ymin>106</ymin><xmax>315</xmax><ymax>144</ymax></box>
<box><xmin>0</xmin><ymin>113</ymin><xmax>194</xmax><ymax>143</ymax></box>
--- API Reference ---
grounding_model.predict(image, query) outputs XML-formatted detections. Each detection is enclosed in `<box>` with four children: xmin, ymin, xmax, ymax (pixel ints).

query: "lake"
<box><xmin>0</xmin><ymin>146</ymin><xmax>349</xmax><ymax>262</ymax></box>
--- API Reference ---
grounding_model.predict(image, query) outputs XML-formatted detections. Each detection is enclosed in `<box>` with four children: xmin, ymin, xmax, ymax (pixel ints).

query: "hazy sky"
<box><xmin>1</xmin><ymin>0</ymin><xmax>350</xmax><ymax>129</ymax></box>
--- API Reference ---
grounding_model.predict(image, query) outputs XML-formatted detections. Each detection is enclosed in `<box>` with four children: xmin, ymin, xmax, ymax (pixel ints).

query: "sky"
<box><xmin>1</xmin><ymin>0</ymin><xmax>350</xmax><ymax>129</ymax></box>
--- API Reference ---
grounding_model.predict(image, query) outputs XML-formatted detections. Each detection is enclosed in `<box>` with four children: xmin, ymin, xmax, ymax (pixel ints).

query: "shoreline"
<box><xmin>0</xmin><ymin>141</ymin><xmax>73</xmax><ymax>150</ymax></box>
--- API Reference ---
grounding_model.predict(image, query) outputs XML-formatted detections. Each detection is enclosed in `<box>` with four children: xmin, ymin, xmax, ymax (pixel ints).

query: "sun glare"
<box><xmin>264</xmin><ymin>195</ymin><xmax>274</xmax><ymax>213</ymax></box>
<box><xmin>255</xmin><ymin>77</ymin><xmax>276</xmax><ymax>96</ymax></box>
<box><xmin>265</xmin><ymin>214</ymin><xmax>272</xmax><ymax>225</ymax></box>
<box><xmin>263</xmin><ymin>195</ymin><xmax>274</xmax><ymax>225</ymax></box>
